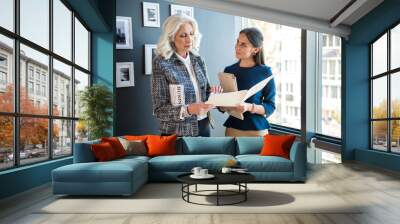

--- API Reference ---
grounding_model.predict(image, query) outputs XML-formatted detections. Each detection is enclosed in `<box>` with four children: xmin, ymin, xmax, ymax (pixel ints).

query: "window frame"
<box><xmin>0</xmin><ymin>0</ymin><xmax>91</xmax><ymax>171</ymax></box>
<box><xmin>241</xmin><ymin>18</ymin><xmax>342</xmax><ymax>152</ymax></box>
<box><xmin>369</xmin><ymin>20</ymin><xmax>400</xmax><ymax>154</ymax></box>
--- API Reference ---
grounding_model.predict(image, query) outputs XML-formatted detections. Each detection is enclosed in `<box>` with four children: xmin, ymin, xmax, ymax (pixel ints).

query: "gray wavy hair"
<box><xmin>156</xmin><ymin>14</ymin><xmax>202</xmax><ymax>59</ymax></box>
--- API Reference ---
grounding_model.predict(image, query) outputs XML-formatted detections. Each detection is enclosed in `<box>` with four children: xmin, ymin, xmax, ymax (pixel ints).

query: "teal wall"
<box><xmin>344</xmin><ymin>0</ymin><xmax>400</xmax><ymax>171</ymax></box>
<box><xmin>0</xmin><ymin>0</ymin><xmax>115</xmax><ymax>200</ymax></box>
<box><xmin>91</xmin><ymin>0</ymin><xmax>116</xmax><ymax>135</ymax></box>
<box><xmin>0</xmin><ymin>158</ymin><xmax>72</xmax><ymax>199</ymax></box>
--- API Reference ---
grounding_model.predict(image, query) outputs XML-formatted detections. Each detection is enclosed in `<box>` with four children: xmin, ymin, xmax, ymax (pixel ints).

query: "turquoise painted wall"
<box><xmin>344</xmin><ymin>0</ymin><xmax>400</xmax><ymax>171</ymax></box>
<box><xmin>0</xmin><ymin>158</ymin><xmax>72</xmax><ymax>199</ymax></box>
<box><xmin>0</xmin><ymin>0</ymin><xmax>115</xmax><ymax>200</ymax></box>
<box><xmin>91</xmin><ymin>0</ymin><xmax>115</xmax><ymax>135</ymax></box>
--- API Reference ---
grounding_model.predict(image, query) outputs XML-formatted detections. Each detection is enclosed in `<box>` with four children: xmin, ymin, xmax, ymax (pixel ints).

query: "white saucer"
<box><xmin>190</xmin><ymin>174</ymin><xmax>215</xmax><ymax>179</ymax></box>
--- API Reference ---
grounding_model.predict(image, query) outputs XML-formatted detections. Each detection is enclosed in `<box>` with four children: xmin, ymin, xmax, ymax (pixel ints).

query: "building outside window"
<box><xmin>317</xmin><ymin>34</ymin><xmax>342</xmax><ymax>138</ymax></box>
<box><xmin>0</xmin><ymin>0</ymin><xmax>91</xmax><ymax>170</ymax></box>
<box><xmin>28</xmin><ymin>81</ymin><xmax>34</xmax><ymax>94</ymax></box>
<box><xmin>242</xmin><ymin>18</ymin><xmax>302</xmax><ymax>129</ymax></box>
<box><xmin>0</xmin><ymin>71</ymin><xmax>6</xmax><ymax>84</ymax></box>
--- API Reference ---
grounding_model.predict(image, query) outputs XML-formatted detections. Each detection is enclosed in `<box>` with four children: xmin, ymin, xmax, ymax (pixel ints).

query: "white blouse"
<box><xmin>176</xmin><ymin>53</ymin><xmax>207</xmax><ymax>120</ymax></box>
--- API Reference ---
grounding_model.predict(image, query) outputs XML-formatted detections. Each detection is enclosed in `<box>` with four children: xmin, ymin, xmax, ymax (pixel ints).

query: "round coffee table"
<box><xmin>177</xmin><ymin>172</ymin><xmax>255</xmax><ymax>206</ymax></box>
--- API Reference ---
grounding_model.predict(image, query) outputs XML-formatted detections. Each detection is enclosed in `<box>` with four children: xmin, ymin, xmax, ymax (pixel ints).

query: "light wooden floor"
<box><xmin>1</xmin><ymin>162</ymin><xmax>400</xmax><ymax>224</ymax></box>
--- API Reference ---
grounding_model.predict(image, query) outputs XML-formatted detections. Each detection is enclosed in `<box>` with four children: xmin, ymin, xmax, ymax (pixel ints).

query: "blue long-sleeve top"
<box><xmin>223</xmin><ymin>62</ymin><xmax>276</xmax><ymax>130</ymax></box>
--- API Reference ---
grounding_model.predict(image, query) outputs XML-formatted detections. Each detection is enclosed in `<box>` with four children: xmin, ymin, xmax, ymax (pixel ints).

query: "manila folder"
<box><xmin>218</xmin><ymin>72</ymin><xmax>238</xmax><ymax>92</ymax></box>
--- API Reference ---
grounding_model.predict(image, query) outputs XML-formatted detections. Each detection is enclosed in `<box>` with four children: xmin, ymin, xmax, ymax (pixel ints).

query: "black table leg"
<box><xmin>187</xmin><ymin>184</ymin><xmax>190</xmax><ymax>202</ymax></box>
<box><xmin>181</xmin><ymin>184</ymin><xmax>183</xmax><ymax>199</ymax></box>
<box><xmin>245</xmin><ymin>183</ymin><xmax>247</xmax><ymax>201</ymax></box>
<box><xmin>216</xmin><ymin>184</ymin><xmax>219</xmax><ymax>206</ymax></box>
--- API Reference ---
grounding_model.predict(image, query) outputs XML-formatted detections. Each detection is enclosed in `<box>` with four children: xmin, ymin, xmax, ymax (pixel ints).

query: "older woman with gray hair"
<box><xmin>151</xmin><ymin>14</ymin><xmax>221</xmax><ymax>137</ymax></box>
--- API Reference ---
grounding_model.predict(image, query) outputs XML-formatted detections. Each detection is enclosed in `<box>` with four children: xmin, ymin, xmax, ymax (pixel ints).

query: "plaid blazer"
<box><xmin>151</xmin><ymin>52</ymin><xmax>211</xmax><ymax>136</ymax></box>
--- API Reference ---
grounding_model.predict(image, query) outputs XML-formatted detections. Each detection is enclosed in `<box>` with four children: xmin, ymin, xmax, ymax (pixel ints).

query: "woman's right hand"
<box><xmin>188</xmin><ymin>103</ymin><xmax>214</xmax><ymax>116</ymax></box>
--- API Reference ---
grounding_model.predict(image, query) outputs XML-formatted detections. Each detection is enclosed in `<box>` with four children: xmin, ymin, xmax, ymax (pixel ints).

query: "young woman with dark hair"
<box><xmin>221</xmin><ymin>28</ymin><xmax>276</xmax><ymax>137</ymax></box>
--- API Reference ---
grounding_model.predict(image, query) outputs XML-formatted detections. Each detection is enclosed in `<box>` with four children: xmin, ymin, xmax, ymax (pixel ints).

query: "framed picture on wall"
<box><xmin>143</xmin><ymin>2</ymin><xmax>160</xmax><ymax>27</ymax></box>
<box><xmin>145</xmin><ymin>44</ymin><xmax>157</xmax><ymax>75</ymax></box>
<box><xmin>116</xmin><ymin>16</ymin><xmax>133</xmax><ymax>49</ymax></box>
<box><xmin>116</xmin><ymin>62</ymin><xmax>135</xmax><ymax>87</ymax></box>
<box><xmin>170</xmin><ymin>4</ymin><xmax>194</xmax><ymax>18</ymax></box>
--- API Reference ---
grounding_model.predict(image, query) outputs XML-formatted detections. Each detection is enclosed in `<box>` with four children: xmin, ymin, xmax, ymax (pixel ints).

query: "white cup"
<box><xmin>221</xmin><ymin>167</ymin><xmax>232</xmax><ymax>174</ymax></box>
<box><xmin>199</xmin><ymin>169</ymin><xmax>208</xmax><ymax>176</ymax></box>
<box><xmin>191</xmin><ymin>167</ymin><xmax>202</xmax><ymax>176</ymax></box>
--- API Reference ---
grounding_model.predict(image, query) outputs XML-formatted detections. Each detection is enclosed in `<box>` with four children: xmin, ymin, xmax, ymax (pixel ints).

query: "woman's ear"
<box><xmin>253</xmin><ymin>47</ymin><xmax>260</xmax><ymax>55</ymax></box>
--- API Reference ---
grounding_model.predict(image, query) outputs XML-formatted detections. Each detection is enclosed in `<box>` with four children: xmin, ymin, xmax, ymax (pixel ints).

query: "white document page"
<box><xmin>207</xmin><ymin>75</ymin><xmax>274</xmax><ymax>106</ymax></box>
<box><xmin>206</xmin><ymin>75</ymin><xmax>274</xmax><ymax>120</ymax></box>
<box><xmin>206</xmin><ymin>90</ymin><xmax>247</xmax><ymax>107</ymax></box>
<box><xmin>243</xmin><ymin>75</ymin><xmax>274</xmax><ymax>100</ymax></box>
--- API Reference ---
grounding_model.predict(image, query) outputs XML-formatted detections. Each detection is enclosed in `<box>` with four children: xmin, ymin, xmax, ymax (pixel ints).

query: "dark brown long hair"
<box><xmin>239</xmin><ymin>28</ymin><xmax>265</xmax><ymax>65</ymax></box>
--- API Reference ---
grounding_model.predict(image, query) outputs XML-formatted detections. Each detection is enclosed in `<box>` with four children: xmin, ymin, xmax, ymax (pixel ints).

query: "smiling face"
<box><xmin>235</xmin><ymin>33</ymin><xmax>259</xmax><ymax>60</ymax></box>
<box><xmin>173</xmin><ymin>23</ymin><xmax>194</xmax><ymax>56</ymax></box>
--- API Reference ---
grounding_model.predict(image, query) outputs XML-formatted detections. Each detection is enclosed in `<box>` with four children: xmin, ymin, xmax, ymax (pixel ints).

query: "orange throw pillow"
<box><xmin>146</xmin><ymin>135</ymin><xmax>177</xmax><ymax>157</ymax></box>
<box><xmin>124</xmin><ymin>135</ymin><xmax>148</xmax><ymax>141</ymax></box>
<box><xmin>101</xmin><ymin>137</ymin><xmax>126</xmax><ymax>158</ymax></box>
<box><xmin>91</xmin><ymin>142</ymin><xmax>118</xmax><ymax>161</ymax></box>
<box><xmin>260</xmin><ymin>134</ymin><xmax>296</xmax><ymax>159</ymax></box>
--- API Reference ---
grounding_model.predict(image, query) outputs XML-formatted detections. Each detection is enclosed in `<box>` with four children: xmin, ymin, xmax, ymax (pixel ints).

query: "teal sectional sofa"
<box><xmin>52</xmin><ymin>137</ymin><xmax>306</xmax><ymax>196</ymax></box>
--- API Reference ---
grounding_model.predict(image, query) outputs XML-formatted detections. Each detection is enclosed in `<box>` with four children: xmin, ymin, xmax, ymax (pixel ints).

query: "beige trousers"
<box><xmin>225</xmin><ymin>127</ymin><xmax>269</xmax><ymax>137</ymax></box>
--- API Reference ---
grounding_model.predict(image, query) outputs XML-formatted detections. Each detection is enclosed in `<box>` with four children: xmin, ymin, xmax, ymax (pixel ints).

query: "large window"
<box><xmin>317</xmin><ymin>34</ymin><xmax>342</xmax><ymax>138</ymax></box>
<box><xmin>242</xmin><ymin>18</ymin><xmax>302</xmax><ymax>129</ymax></box>
<box><xmin>0</xmin><ymin>0</ymin><xmax>91</xmax><ymax>170</ymax></box>
<box><xmin>371</xmin><ymin>23</ymin><xmax>400</xmax><ymax>153</ymax></box>
<box><xmin>241</xmin><ymin>18</ymin><xmax>342</xmax><ymax>164</ymax></box>
<box><xmin>53</xmin><ymin>0</ymin><xmax>72</xmax><ymax>60</ymax></box>
<box><xmin>0</xmin><ymin>0</ymin><xmax>14</xmax><ymax>32</ymax></box>
<box><xmin>20</xmin><ymin>0</ymin><xmax>49</xmax><ymax>49</ymax></box>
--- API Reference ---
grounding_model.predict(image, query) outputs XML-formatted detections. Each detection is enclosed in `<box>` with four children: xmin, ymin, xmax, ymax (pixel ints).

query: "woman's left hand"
<box><xmin>233</xmin><ymin>103</ymin><xmax>252</xmax><ymax>113</ymax></box>
<box><xmin>210</xmin><ymin>85</ymin><xmax>223</xmax><ymax>94</ymax></box>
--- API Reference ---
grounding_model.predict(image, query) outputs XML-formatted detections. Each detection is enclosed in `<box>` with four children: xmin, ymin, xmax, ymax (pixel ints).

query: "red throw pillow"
<box><xmin>260</xmin><ymin>134</ymin><xmax>296</xmax><ymax>159</ymax></box>
<box><xmin>101</xmin><ymin>137</ymin><xmax>126</xmax><ymax>158</ymax></box>
<box><xmin>146</xmin><ymin>135</ymin><xmax>177</xmax><ymax>157</ymax></box>
<box><xmin>91</xmin><ymin>142</ymin><xmax>118</xmax><ymax>161</ymax></box>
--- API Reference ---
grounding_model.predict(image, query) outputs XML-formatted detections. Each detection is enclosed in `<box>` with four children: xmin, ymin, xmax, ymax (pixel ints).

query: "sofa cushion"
<box><xmin>52</xmin><ymin>159</ymin><xmax>147</xmax><ymax>183</ymax></box>
<box><xmin>101</xmin><ymin>137</ymin><xmax>127</xmax><ymax>158</ymax></box>
<box><xmin>124</xmin><ymin>135</ymin><xmax>148</xmax><ymax>141</ymax></box>
<box><xmin>91</xmin><ymin>142</ymin><xmax>118</xmax><ymax>162</ymax></box>
<box><xmin>260</xmin><ymin>134</ymin><xmax>296</xmax><ymax>159</ymax></box>
<box><xmin>147</xmin><ymin>135</ymin><xmax>177</xmax><ymax>157</ymax></box>
<box><xmin>148</xmin><ymin>154</ymin><xmax>235</xmax><ymax>172</ymax></box>
<box><xmin>236</xmin><ymin>155</ymin><xmax>293</xmax><ymax>172</ymax></box>
<box><xmin>179</xmin><ymin>137</ymin><xmax>235</xmax><ymax>155</ymax></box>
<box><xmin>118</xmin><ymin>138</ymin><xmax>147</xmax><ymax>156</ymax></box>
<box><xmin>236</xmin><ymin>137</ymin><xmax>263</xmax><ymax>155</ymax></box>
<box><xmin>116</xmin><ymin>155</ymin><xmax>150</xmax><ymax>163</ymax></box>
<box><xmin>74</xmin><ymin>140</ymin><xmax>100</xmax><ymax>163</ymax></box>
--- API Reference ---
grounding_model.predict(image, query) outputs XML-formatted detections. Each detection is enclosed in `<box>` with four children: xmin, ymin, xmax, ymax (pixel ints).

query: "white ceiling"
<box><xmin>172</xmin><ymin>0</ymin><xmax>384</xmax><ymax>37</ymax></box>
<box><xmin>227</xmin><ymin>0</ymin><xmax>352</xmax><ymax>23</ymax></box>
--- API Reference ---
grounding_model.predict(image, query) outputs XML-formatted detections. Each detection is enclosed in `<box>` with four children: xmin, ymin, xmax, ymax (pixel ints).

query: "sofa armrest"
<box><xmin>73</xmin><ymin>140</ymin><xmax>100</xmax><ymax>163</ymax></box>
<box><xmin>289</xmin><ymin>141</ymin><xmax>306</xmax><ymax>181</ymax></box>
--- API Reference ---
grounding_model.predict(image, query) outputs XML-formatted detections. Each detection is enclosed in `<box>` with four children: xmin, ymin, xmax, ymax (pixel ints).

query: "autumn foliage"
<box><xmin>0</xmin><ymin>84</ymin><xmax>59</xmax><ymax>150</ymax></box>
<box><xmin>372</xmin><ymin>99</ymin><xmax>400</xmax><ymax>141</ymax></box>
